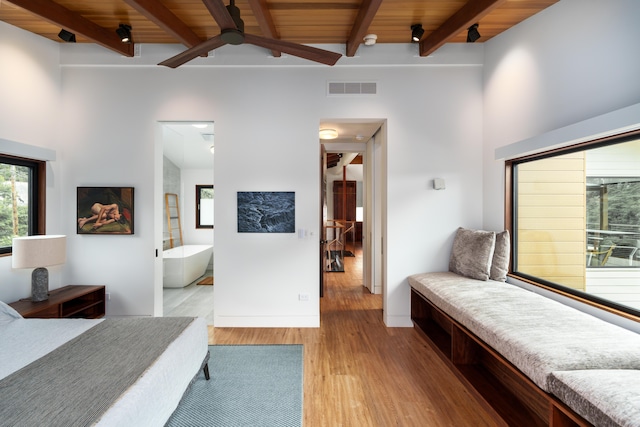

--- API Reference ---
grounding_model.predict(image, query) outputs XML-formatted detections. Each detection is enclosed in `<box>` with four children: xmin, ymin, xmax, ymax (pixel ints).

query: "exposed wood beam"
<box><xmin>5</xmin><ymin>0</ymin><xmax>134</xmax><ymax>57</ymax></box>
<box><xmin>247</xmin><ymin>0</ymin><xmax>281</xmax><ymax>58</ymax></box>
<box><xmin>346</xmin><ymin>0</ymin><xmax>383</xmax><ymax>57</ymax></box>
<box><xmin>419</xmin><ymin>0</ymin><xmax>507</xmax><ymax>57</ymax></box>
<box><xmin>202</xmin><ymin>0</ymin><xmax>237</xmax><ymax>31</ymax></box>
<box><xmin>122</xmin><ymin>0</ymin><xmax>203</xmax><ymax>48</ymax></box>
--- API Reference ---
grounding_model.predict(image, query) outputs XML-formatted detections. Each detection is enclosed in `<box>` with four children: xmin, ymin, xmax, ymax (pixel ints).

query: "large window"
<box><xmin>0</xmin><ymin>155</ymin><xmax>45</xmax><ymax>255</ymax></box>
<box><xmin>509</xmin><ymin>132</ymin><xmax>640</xmax><ymax>317</ymax></box>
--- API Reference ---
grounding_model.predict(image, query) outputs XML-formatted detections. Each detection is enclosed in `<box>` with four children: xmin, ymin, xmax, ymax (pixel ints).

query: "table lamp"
<box><xmin>12</xmin><ymin>235</ymin><xmax>67</xmax><ymax>302</ymax></box>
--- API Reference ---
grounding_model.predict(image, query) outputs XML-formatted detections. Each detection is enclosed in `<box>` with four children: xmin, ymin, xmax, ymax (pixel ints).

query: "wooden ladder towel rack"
<box><xmin>165</xmin><ymin>193</ymin><xmax>183</xmax><ymax>248</ymax></box>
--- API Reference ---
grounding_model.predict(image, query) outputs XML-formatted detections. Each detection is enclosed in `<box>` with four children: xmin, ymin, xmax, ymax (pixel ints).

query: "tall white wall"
<box><xmin>482</xmin><ymin>0</ymin><xmax>640</xmax><ymax>231</ymax></box>
<box><xmin>0</xmin><ymin>21</ymin><xmax>63</xmax><ymax>303</ymax></box>
<box><xmin>0</xmin><ymin>22</ymin><xmax>484</xmax><ymax>326</ymax></box>
<box><xmin>8</xmin><ymin>53</ymin><xmax>483</xmax><ymax>325</ymax></box>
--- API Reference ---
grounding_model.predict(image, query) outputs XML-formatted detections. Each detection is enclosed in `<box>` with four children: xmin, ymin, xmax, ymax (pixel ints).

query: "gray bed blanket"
<box><xmin>0</xmin><ymin>317</ymin><xmax>195</xmax><ymax>427</ymax></box>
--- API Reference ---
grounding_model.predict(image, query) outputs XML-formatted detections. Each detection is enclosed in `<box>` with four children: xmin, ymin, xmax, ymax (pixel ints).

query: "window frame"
<box><xmin>505</xmin><ymin>128</ymin><xmax>640</xmax><ymax>321</ymax></box>
<box><xmin>195</xmin><ymin>184</ymin><xmax>214</xmax><ymax>229</ymax></box>
<box><xmin>0</xmin><ymin>154</ymin><xmax>46</xmax><ymax>256</ymax></box>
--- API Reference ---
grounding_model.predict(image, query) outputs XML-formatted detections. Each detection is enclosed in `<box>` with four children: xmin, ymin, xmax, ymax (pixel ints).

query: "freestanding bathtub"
<box><xmin>163</xmin><ymin>245</ymin><xmax>213</xmax><ymax>288</ymax></box>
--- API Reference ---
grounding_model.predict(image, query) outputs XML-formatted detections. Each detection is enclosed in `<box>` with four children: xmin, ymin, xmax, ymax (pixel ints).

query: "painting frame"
<box><xmin>237</xmin><ymin>191</ymin><xmax>295</xmax><ymax>233</ymax></box>
<box><xmin>77</xmin><ymin>186</ymin><xmax>134</xmax><ymax>235</ymax></box>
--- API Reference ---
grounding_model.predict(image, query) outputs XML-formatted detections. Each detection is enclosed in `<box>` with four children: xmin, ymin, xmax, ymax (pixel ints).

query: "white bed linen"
<box><xmin>0</xmin><ymin>316</ymin><xmax>208</xmax><ymax>427</ymax></box>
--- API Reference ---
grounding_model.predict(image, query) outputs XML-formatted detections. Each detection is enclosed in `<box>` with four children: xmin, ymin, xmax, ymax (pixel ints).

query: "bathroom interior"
<box><xmin>161</xmin><ymin>121</ymin><xmax>215</xmax><ymax>324</ymax></box>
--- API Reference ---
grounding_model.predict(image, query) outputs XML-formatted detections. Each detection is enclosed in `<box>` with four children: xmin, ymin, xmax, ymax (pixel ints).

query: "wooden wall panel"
<box><xmin>516</xmin><ymin>152</ymin><xmax>586</xmax><ymax>291</ymax></box>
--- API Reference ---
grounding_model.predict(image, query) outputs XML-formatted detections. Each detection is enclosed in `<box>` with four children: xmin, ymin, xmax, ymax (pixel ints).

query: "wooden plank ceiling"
<box><xmin>0</xmin><ymin>0</ymin><xmax>558</xmax><ymax>61</ymax></box>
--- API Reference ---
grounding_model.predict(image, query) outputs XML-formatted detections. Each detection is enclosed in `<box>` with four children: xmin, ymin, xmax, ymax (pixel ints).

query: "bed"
<box><xmin>0</xmin><ymin>300</ymin><xmax>209</xmax><ymax>427</ymax></box>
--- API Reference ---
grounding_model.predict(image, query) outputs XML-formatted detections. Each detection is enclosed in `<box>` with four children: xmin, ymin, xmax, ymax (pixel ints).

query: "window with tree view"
<box><xmin>0</xmin><ymin>156</ymin><xmax>42</xmax><ymax>254</ymax></box>
<box><xmin>196</xmin><ymin>185</ymin><xmax>213</xmax><ymax>229</ymax></box>
<box><xmin>511</xmin><ymin>133</ymin><xmax>640</xmax><ymax>315</ymax></box>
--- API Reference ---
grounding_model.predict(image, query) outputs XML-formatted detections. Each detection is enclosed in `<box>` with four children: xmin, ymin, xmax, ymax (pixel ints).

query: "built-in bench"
<box><xmin>408</xmin><ymin>228</ymin><xmax>640</xmax><ymax>427</ymax></box>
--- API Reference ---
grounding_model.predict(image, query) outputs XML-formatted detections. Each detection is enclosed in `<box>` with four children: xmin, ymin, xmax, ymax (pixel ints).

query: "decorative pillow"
<box><xmin>490</xmin><ymin>230</ymin><xmax>511</xmax><ymax>282</ymax></box>
<box><xmin>449</xmin><ymin>227</ymin><xmax>496</xmax><ymax>281</ymax></box>
<box><xmin>0</xmin><ymin>300</ymin><xmax>23</xmax><ymax>325</ymax></box>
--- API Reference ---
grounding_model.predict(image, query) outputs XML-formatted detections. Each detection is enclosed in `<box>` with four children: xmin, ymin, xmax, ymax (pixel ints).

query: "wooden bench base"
<box><xmin>410</xmin><ymin>289</ymin><xmax>592</xmax><ymax>427</ymax></box>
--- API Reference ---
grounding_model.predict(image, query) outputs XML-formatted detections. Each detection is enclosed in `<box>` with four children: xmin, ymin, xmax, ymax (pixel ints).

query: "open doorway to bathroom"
<box><xmin>159</xmin><ymin>121</ymin><xmax>215</xmax><ymax>324</ymax></box>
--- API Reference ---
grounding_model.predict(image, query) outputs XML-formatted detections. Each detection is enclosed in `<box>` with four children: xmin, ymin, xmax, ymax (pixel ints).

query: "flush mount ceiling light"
<box><xmin>411</xmin><ymin>24</ymin><xmax>424</xmax><ymax>42</ymax></box>
<box><xmin>319</xmin><ymin>129</ymin><xmax>338</xmax><ymax>140</ymax></box>
<box><xmin>192</xmin><ymin>123</ymin><xmax>209</xmax><ymax>129</ymax></box>
<box><xmin>467</xmin><ymin>23</ymin><xmax>481</xmax><ymax>43</ymax></box>
<box><xmin>58</xmin><ymin>29</ymin><xmax>76</xmax><ymax>43</ymax></box>
<box><xmin>363</xmin><ymin>34</ymin><xmax>377</xmax><ymax>46</ymax></box>
<box><xmin>116</xmin><ymin>24</ymin><xmax>132</xmax><ymax>43</ymax></box>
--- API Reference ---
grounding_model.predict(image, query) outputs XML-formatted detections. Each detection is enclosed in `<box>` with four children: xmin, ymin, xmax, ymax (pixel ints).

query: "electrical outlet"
<box><xmin>298</xmin><ymin>293</ymin><xmax>310</xmax><ymax>301</ymax></box>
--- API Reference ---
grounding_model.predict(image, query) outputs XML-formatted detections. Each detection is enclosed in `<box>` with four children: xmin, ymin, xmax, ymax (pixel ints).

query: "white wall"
<box><xmin>0</xmin><ymin>26</ymin><xmax>485</xmax><ymax>325</ymax></box>
<box><xmin>482</xmin><ymin>0</ymin><xmax>640</xmax><ymax>231</ymax></box>
<box><xmin>0</xmin><ymin>21</ymin><xmax>63</xmax><ymax>303</ymax></box>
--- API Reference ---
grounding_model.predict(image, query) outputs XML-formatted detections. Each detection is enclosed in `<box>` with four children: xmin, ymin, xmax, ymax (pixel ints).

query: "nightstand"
<box><xmin>9</xmin><ymin>285</ymin><xmax>106</xmax><ymax>319</ymax></box>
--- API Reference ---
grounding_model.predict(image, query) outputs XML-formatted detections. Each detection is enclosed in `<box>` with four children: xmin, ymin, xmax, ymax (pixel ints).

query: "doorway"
<box><xmin>155</xmin><ymin>121</ymin><xmax>215</xmax><ymax>324</ymax></box>
<box><xmin>320</xmin><ymin>119</ymin><xmax>386</xmax><ymax>303</ymax></box>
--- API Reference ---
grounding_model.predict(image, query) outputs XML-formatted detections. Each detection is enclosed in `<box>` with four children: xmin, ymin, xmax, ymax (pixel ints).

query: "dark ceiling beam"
<box><xmin>247</xmin><ymin>0</ymin><xmax>281</xmax><ymax>58</ymax></box>
<box><xmin>419</xmin><ymin>0</ymin><xmax>507</xmax><ymax>57</ymax></box>
<box><xmin>5</xmin><ymin>0</ymin><xmax>134</xmax><ymax>57</ymax></box>
<box><xmin>202</xmin><ymin>0</ymin><xmax>238</xmax><ymax>30</ymax></box>
<box><xmin>122</xmin><ymin>0</ymin><xmax>203</xmax><ymax>48</ymax></box>
<box><xmin>346</xmin><ymin>0</ymin><xmax>383</xmax><ymax>57</ymax></box>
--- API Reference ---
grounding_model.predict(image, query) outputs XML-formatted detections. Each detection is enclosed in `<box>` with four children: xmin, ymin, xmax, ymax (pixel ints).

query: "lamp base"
<box><xmin>31</xmin><ymin>267</ymin><xmax>49</xmax><ymax>302</ymax></box>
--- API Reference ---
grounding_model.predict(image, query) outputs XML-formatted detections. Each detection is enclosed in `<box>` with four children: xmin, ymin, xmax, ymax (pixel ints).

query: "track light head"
<box><xmin>411</xmin><ymin>24</ymin><xmax>424</xmax><ymax>43</ymax></box>
<box><xmin>58</xmin><ymin>29</ymin><xmax>76</xmax><ymax>43</ymax></box>
<box><xmin>116</xmin><ymin>24</ymin><xmax>132</xmax><ymax>43</ymax></box>
<box><xmin>467</xmin><ymin>23</ymin><xmax>480</xmax><ymax>43</ymax></box>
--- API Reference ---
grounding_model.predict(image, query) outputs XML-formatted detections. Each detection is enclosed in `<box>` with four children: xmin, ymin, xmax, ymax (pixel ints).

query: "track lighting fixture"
<box><xmin>467</xmin><ymin>23</ymin><xmax>480</xmax><ymax>43</ymax></box>
<box><xmin>116</xmin><ymin>24</ymin><xmax>132</xmax><ymax>43</ymax></box>
<box><xmin>58</xmin><ymin>29</ymin><xmax>76</xmax><ymax>43</ymax></box>
<box><xmin>411</xmin><ymin>24</ymin><xmax>424</xmax><ymax>43</ymax></box>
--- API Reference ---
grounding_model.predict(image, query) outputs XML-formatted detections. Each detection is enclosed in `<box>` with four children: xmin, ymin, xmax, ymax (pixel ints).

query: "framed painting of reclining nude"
<box><xmin>77</xmin><ymin>187</ymin><xmax>134</xmax><ymax>235</ymax></box>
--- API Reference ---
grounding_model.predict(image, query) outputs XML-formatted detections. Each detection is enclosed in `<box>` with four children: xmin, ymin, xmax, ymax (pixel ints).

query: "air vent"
<box><xmin>328</xmin><ymin>82</ymin><xmax>377</xmax><ymax>96</ymax></box>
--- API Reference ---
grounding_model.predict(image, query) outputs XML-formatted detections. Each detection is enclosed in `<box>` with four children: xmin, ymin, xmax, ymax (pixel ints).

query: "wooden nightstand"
<box><xmin>9</xmin><ymin>285</ymin><xmax>106</xmax><ymax>319</ymax></box>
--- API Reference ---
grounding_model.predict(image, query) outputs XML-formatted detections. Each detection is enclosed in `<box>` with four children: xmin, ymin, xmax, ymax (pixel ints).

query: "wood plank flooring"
<box><xmin>209</xmin><ymin>247</ymin><xmax>499</xmax><ymax>426</ymax></box>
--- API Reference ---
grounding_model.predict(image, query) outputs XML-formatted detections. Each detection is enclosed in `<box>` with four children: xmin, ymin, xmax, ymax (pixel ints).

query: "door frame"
<box><xmin>320</xmin><ymin>120</ymin><xmax>386</xmax><ymax>298</ymax></box>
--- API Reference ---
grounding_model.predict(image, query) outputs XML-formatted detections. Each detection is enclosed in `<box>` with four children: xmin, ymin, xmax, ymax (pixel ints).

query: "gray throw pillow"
<box><xmin>449</xmin><ymin>227</ymin><xmax>496</xmax><ymax>281</ymax></box>
<box><xmin>490</xmin><ymin>230</ymin><xmax>511</xmax><ymax>282</ymax></box>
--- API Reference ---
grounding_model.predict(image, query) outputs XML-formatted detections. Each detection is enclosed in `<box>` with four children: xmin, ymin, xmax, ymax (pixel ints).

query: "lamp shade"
<box><xmin>12</xmin><ymin>235</ymin><xmax>66</xmax><ymax>269</ymax></box>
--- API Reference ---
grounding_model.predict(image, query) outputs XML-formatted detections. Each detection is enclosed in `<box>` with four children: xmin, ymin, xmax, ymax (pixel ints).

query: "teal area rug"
<box><xmin>166</xmin><ymin>345</ymin><xmax>303</xmax><ymax>427</ymax></box>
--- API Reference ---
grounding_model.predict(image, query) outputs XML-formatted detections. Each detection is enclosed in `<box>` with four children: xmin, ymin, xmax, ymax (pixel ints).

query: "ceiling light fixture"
<box><xmin>467</xmin><ymin>23</ymin><xmax>480</xmax><ymax>43</ymax></box>
<box><xmin>58</xmin><ymin>29</ymin><xmax>76</xmax><ymax>43</ymax></box>
<box><xmin>363</xmin><ymin>34</ymin><xmax>377</xmax><ymax>46</ymax></box>
<box><xmin>116</xmin><ymin>24</ymin><xmax>132</xmax><ymax>43</ymax></box>
<box><xmin>192</xmin><ymin>123</ymin><xmax>208</xmax><ymax>129</ymax></box>
<box><xmin>319</xmin><ymin>129</ymin><xmax>338</xmax><ymax>140</ymax></box>
<box><xmin>411</xmin><ymin>24</ymin><xmax>424</xmax><ymax>43</ymax></box>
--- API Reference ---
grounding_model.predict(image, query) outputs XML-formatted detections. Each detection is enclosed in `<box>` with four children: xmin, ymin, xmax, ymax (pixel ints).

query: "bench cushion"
<box><xmin>549</xmin><ymin>370</ymin><xmax>640</xmax><ymax>427</ymax></box>
<box><xmin>408</xmin><ymin>272</ymin><xmax>640</xmax><ymax>391</ymax></box>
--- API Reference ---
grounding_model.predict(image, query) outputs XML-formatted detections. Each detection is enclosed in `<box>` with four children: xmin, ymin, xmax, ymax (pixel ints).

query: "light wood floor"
<box><xmin>209</xmin><ymin>246</ymin><xmax>499</xmax><ymax>427</ymax></box>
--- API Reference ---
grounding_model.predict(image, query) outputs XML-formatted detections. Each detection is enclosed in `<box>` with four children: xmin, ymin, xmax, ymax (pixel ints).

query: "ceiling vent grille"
<box><xmin>328</xmin><ymin>82</ymin><xmax>377</xmax><ymax>96</ymax></box>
